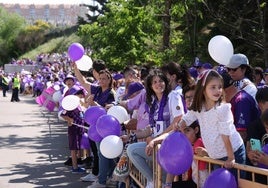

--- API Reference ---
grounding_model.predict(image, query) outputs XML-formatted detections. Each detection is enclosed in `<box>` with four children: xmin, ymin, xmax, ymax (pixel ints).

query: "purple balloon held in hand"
<box><xmin>68</xmin><ymin>43</ymin><xmax>84</xmax><ymax>61</ymax></box>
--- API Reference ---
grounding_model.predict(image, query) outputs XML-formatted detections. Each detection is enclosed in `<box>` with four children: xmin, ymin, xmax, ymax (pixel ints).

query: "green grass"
<box><xmin>20</xmin><ymin>33</ymin><xmax>82</xmax><ymax>60</ymax></box>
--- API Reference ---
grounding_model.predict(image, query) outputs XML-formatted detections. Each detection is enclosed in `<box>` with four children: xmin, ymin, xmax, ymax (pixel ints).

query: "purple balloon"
<box><xmin>96</xmin><ymin>115</ymin><xmax>121</xmax><ymax>138</ymax></box>
<box><xmin>157</xmin><ymin>131</ymin><xmax>193</xmax><ymax>175</ymax></box>
<box><xmin>80</xmin><ymin>133</ymin><xmax>90</xmax><ymax>149</ymax></box>
<box><xmin>68</xmin><ymin>43</ymin><xmax>84</xmax><ymax>61</ymax></box>
<box><xmin>84</xmin><ymin>106</ymin><xmax>107</xmax><ymax>126</ymax></box>
<box><xmin>204</xmin><ymin>168</ymin><xmax>237</xmax><ymax>188</ymax></box>
<box><xmin>88</xmin><ymin>124</ymin><xmax>103</xmax><ymax>142</ymax></box>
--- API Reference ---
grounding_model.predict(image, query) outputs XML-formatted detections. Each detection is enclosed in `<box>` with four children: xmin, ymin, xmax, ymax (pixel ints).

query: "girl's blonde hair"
<box><xmin>190</xmin><ymin>70</ymin><xmax>224</xmax><ymax>112</ymax></box>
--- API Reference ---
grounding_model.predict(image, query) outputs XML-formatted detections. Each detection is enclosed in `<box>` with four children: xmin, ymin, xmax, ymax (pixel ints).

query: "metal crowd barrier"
<box><xmin>127</xmin><ymin>143</ymin><xmax>268</xmax><ymax>188</ymax></box>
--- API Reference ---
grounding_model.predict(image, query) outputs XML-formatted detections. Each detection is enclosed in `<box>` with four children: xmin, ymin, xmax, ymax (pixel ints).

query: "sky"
<box><xmin>0</xmin><ymin>0</ymin><xmax>92</xmax><ymax>4</ymax></box>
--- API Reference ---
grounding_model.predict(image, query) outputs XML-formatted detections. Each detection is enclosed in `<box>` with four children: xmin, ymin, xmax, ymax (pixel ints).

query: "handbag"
<box><xmin>112</xmin><ymin>132</ymin><xmax>138</xmax><ymax>182</ymax></box>
<box><xmin>112</xmin><ymin>151</ymin><xmax>130</xmax><ymax>182</ymax></box>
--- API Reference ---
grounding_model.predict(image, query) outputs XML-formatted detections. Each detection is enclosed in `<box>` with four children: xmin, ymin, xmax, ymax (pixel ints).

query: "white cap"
<box><xmin>226</xmin><ymin>53</ymin><xmax>249</xmax><ymax>69</ymax></box>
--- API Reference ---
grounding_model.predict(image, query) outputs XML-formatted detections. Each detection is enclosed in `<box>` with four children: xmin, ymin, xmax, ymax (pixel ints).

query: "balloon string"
<box><xmin>72</xmin><ymin>123</ymin><xmax>89</xmax><ymax>130</ymax></box>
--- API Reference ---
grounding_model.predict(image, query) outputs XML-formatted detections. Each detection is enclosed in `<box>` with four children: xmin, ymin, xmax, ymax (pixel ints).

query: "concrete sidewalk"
<box><xmin>0</xmin><ymin>92</ymin><xmax>91</xmax><ymax>188</ymax></box>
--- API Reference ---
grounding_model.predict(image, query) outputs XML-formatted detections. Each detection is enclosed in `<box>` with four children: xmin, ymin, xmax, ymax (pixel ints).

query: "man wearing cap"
<box><xmin>225</xmin><ymin>53</ymin><xmax>257</xmax><ymax>98</ymax></box>
<box><xmin>222</xmin><ymin>72</ymin><xmax>260</xmax><ymax>142</ymax></box>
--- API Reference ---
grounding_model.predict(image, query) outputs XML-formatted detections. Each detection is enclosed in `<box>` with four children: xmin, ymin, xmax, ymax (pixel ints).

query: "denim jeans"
<box><xmin>127</xmin><ymin>142</ymin><xmax>153</xmax><ymax>181</ymax></box>
<box><xmin>96</xmin><ymin>142</ymin><xmax>116</xmax><ymax>184</ymax></box>
<box><xmin>214</xmin><ymin>144</ymin><xmax>246</xmax><ymax>180</ymax></box>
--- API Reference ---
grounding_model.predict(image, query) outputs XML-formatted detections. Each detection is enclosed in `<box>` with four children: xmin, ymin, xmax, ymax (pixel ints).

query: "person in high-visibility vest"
<box><xmin>2</xmin><ymin>73</ymin><xmax>10</xmax><ymax>97</ymax></box>
<box><xmin>11</xmin><ymin>72</ymin><xmax>20</xmax><ymax>102</ymax></box>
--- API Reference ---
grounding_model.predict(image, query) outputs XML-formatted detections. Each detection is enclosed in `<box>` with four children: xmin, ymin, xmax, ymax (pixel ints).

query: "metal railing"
<box><xmin>127</xmin><ymin>143</ymin><xmax>268</xmax><ymax>188</ymax></box>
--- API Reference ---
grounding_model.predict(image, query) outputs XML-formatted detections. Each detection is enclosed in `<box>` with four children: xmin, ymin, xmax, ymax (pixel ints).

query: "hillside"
<box><xmin>20</xmin><ymin>33</ymin><xmax>82</xmax><ymax>60</ymax></box>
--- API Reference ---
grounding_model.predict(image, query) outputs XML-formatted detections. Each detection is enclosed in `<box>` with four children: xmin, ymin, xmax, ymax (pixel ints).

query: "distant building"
<box><xmin>0</xmin><ymin>3</ymin><xmax>88</xmax><ymax>26</ymax></box>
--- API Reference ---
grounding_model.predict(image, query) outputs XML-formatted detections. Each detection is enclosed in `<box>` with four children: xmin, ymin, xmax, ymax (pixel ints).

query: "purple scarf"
<box><xmin>146</xmin><ymin>94</ymin><xmax>167</xmax><ymax>128</ymax></box>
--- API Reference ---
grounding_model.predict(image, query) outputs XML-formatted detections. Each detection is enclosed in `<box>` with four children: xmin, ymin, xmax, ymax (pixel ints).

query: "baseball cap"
<box><xmin>113</xmin><ymin>73</ymin><xmax>124</xmax><ymax>81</ymax></box>
<box><xmin>124</xmin><ymin>82</ymin><xmax>144</xmax><ymax>99</ymax></box>
<box><xmin>226</xmin><ymin>53</ymin><xmax>249</xmax><ymax>69</ymax></box>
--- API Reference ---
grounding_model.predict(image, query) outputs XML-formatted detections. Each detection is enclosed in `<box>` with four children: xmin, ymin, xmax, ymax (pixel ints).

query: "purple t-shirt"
<box><xmin>61</xmin><ymin>108</ymin><xmax>83</xmax><ymax>135</ymax></box>
<box><xmin>91</xmin><ymin>85</ymin><xmax>115</xmax><ymax>107</ymax></box>
<box><xmin>127</xmin><ymin>89</ymin><xmax>149</xmax><ymax>129</ymax></box>
<box><xmin>230</xmin><ymin>90</ymin><xmax>260</xmax><ymax>131</ymax></box>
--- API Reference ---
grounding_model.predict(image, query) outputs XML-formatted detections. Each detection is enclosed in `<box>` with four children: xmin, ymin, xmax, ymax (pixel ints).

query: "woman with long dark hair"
<box><xmin>126</xmin><ymin>69</ymin><xmax>172</xmax><ymax>187</ymax></box>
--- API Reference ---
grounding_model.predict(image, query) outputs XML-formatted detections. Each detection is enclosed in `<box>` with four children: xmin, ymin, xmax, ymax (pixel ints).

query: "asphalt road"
<box><xmin>0</xmin><ymin>92</ymin><xmax>91</xmax><ymax>188</ymax></box>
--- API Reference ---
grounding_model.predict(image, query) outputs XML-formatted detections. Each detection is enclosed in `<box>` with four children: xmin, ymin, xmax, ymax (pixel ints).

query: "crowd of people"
<box><xmin>0</xmin><ymin>52</ymin><xmax>268</xmax><ymax>188</ymax></box>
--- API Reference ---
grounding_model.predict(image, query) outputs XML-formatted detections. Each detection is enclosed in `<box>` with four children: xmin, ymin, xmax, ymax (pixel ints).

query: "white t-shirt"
<box><xmin>236</xmin><ymin>78</ymin><xmax>257</xmax><ymax>98</ymax></box>
<box><xmin>115</xmin><ymin>86</ymin><xmax>125</xmax><ymax>103</ymax></box>
<box><xmin>182</xmin><ymin>103</ymin><xmax>243</xmax><ymax>159</ymax></box>
<box><xmin>168</xmin><ymin>85</ymin><xmax>185</xmax><ymax>123</ymax></box>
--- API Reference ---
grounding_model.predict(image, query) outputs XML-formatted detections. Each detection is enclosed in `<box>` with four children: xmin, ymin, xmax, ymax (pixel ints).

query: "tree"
<box><xmin>0</xmin><ymin>7</ymin><xmax>25</xmax><ymax>64</ymax></box>
<box><xmin>15</xmin><ymin>20</ymin><xmax>51</xmax><ymax>54</ymax></box>
<box><xmin>78</xmin><ymin>0</ymin><xmax>162</xmax><ymax>69</ymax></box>
<box><xmin>263</xmin><ymin>2</ymin><xmax>268</xmax><ymax>67</ymax></box>
<box><xmin>200</xmin><ymin>0</ymin><xmax>267</xmax><ymax>67</ymax></box>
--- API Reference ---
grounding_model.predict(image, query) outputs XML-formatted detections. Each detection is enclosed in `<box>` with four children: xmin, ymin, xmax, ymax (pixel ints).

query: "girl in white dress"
<box><xmin>174</xmin><ymin>69</ymin><xmax>246</xmax><ymax>180</ymax></box>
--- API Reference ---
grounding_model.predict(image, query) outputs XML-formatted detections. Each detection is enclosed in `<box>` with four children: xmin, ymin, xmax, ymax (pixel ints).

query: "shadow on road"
<box><xmin>0</xmin><ymin>95</ymin><xmax>90</xmax><ymax>187</ymax></box>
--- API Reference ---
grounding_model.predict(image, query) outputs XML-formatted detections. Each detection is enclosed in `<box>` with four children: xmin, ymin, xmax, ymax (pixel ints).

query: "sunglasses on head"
<box><xmin>227</xmin><ymin>67</ymin><xmax>239</xmax><ymax>72</ymax></box>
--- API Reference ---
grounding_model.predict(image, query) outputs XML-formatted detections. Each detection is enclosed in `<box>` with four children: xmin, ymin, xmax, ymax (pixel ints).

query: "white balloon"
<box><xmin>100</xmin><ymin>135</ymin><xmax>123</xmax><ymax>159</ymax></box>
<box><xmin>208</xmin><ymin>35</ymin><xmax>234</xmax><ymax>65</ymax></box>
<box><xmin>76</xmin><ymin>55</ymin><xmax>93</xmax><ymax>71</ymax></box>
<box><xmin>107</xmin><ymin>105</ymin><xmax>129</xmax><ymax>124</ymax></box>
<box><xmin>61</xmin><ymin>95</ymin><xmax>80</xmax><ymax>111</ymax></box>
<box><xmin>52</xmin><ymin>90</ymin><xmax>62</xmax><ymax>102</ymax></box>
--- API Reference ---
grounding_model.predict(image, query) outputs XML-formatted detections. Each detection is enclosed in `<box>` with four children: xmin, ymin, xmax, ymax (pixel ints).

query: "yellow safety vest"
<box><xmin>13</xmin><ymin>77</ymin><xmax>20</xmax><ymax>89</ymax></box>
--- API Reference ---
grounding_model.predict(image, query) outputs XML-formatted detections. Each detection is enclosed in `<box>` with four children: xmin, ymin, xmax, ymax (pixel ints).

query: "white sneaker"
<box><xmin>81</xmin><ymin>173</ymin><xmax>98</xmax><ymax>182</ymax></box>
<box><xmin>146</xmin><ymin>181</ymin><xmax>154</xmax><ymax>188</ymax></box>
<box><xmin>87</xmin><ymin>180</ymin><xmax>106</xmax><ymax>188</ymax></box>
